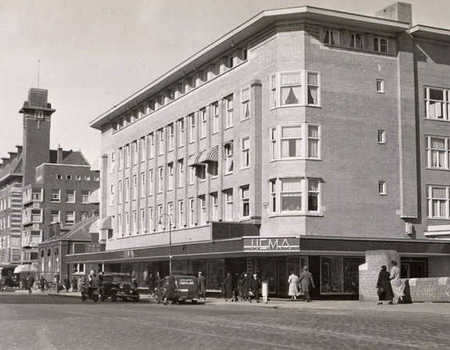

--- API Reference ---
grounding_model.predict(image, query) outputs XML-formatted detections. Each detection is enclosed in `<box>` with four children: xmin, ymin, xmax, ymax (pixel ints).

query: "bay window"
<box><xmin>280</xmin><ymin>72</ymin><xmax>301</xmax><ymax>105</ymax></box>
<box><xmin>271</xmin><ymin>124</ymin><xmax>321</xmax><ymax>160</ymax></box>
<box><xmin>425</xmin><ymin>87</ymin><xmax>449</xmax><ymax>120</ymax></box>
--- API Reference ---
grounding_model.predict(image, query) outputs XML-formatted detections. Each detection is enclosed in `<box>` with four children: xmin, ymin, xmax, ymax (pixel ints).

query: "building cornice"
<box><xmin>408</xmin><ymin>25</ymin><xmax>450</xmax><ymax>43</ymax></box>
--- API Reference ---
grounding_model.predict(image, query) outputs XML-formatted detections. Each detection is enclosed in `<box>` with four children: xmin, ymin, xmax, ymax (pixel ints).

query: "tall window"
<box><xmin>270</xmin><ymin>75</ymin><xmax>277</xmax><ymax>108</ymax></box>
<box><xmin>308</xmin><ymin>125</ymin><xmax>320</xmax><ymax>158</ymax></box>
<box><xmin>308</xmin><ymin>179</ymin><xmax>320</xmax><ymax>212</ymax></box>
<box><xmin>118</xmin><ymin>214</ymin><xmax>122</xmax><ymax>236</ymax></box>
<box><xmin>373</xmin><ymin>37</ymin><xmax>388</xmax><ymax>53</ymax></box>
<box><xmin>118</xmin><ymin>148</ymin><xmax>123</xmax><ymax>170</ymax></box>
<box><xmin>188</xmin><ymin>163</ymin><xmax>195</xmax><ymax>185</ymax></box>
<box><xmin>270</xmin><ymin>128</ymin><xmax>277</xmax><ymax>160</ymax></box>
<box><xmin>281</xmin><ymin>178</ymin><xmax>302</xmax><ymax>212</ymax></box>
<box><xmin>198</xmin><ymin>195</ymin><xmax>206</xmax><ymax>225</ymax></box>
<box><xmin>157</xmin><ymin>205</ymin><xmax>163</xmax><ymax>231</ymax></box>
<box><xmin>167</xmin><ymin>202</ymin><xmax>174</xmax><ymax>225</ymax></box>
<box><xmin>132</xmin><ymin>210</ymin><xmax>137</xmax><ymax>234</ymax></box>
<box><xmin>178</xmin><ymin>159</ymin><xmax>185</xmax><ymax>188</ymax></box>
<box><xmin>225</xmin><ymin>95</ymin><xmax>233</xmax><ymax>128</ymax></box>
<box><xmin>178</xmin><ymin>200</ymin><xmax>184</xmax><ymax>228</ymax></box>
<box><xmin>376</xmin><ymin>79</ymin><xmax>385</xmax><ymax>93</ymax></box>
<box><xmin>210</xmin><ymin>192</ymin><xmax>219</xmax><ymax>222</ymax></box>
<box><xmin>196</xmin><ymin>165</ymin><xmax>206</xmax><ymax>181</ymax></box>
<box><xmin>323</xmin><ymin>29</ymin><xmax>339</xmax><ymax>45</ymax></box>
<box><xmin>66</xmin><ymin>211</ymin><xmax>75</xmax><ymax>226</ymax></box>
<box><xmin>110</xmin><ymin>184</ymin><xmax>115</xmax><ymax>205</ymax></box>
<box><xmin>51</xmin><ymin>189</ymin><xmax>60</xmax><ymax>203</ymax></box>
<box><xmin>126</xmin><ymin>145</ymin><xmax>131</xmax><ymax>168</ymax></box>
<box><xmin>241</xmin><ymin>87</ymin><xmax>250</xmax><ymax>120</ymax></box>
<box><xmin>140</xmin><ymin>138</ymin><xmax>146</xmax><ymax>162</ymax></box>
<box><xmin>158</xmin><ymin>129</ymin><xmax>165</xmax><ymax>155</ymax></box>
<box><xmin>51</xmin><ymin>210</ymin><xmax>60</xmax><ymax>223</ymax></box>
<box><xmin>212</xmin><ymin>102</ymin><xmax>219</xmax><ymax>134</ymax></box>
<box><xmin>178</xmin><ymin>118</ymin><xmax>185</xmax><ymax>146</ymax></box>
<box><xmin>378</xmin><ymin>130</ymin><xmax>386</xmax><ymax>144</ymax></box>
<box><xmin>149</xmin><ymin>133</ymin><xmax>155</xmax><ymax>158</ymax></box>
<box><xmin>427</xmin><ymin>186</ymin><xmax>448</xmax><ymax>219</ymax></box>
<box><xmin>307</xmin><ymin>73</ymin><xmax>319</xmax><ymax>105</ymax></box>
<box><xmin>224</xmin><ymin>142</ymin><xmax>234</xmax><ymax>174</ymax></box>
<box><xmin>140</xmin><ymin>172</ymin><xmax>146</xmax><ymax>198</ymax></box>
<box><xmin>378</xmin><ymin>181</ymin><xmax>387</xmax><ymax>196</ymax></box>
<box><xmin>208</xmin><ymin>162</ymin><xmax>218</xmax><ymax>177</ymax></box>
<box><xmin>168</xmin><ymin>163</ymin><xmax>174</xmax><ymax>191</ymax></box>
<box><xmin>240</xmin><ymin>186</ymin><xmax>250</xmax><ymax>219</ymax></box>
<box><xmin>118</xmin><ymin>180</ymin><xmax>123</xmax><ymax>204</ymax></box>
<box><xmin>158</xmin><ymin>167</ymin><xmax>164</xmax><ymax>193</ymax></box>
<box><xmin>270</xmin><ymin>180</ymin><xmax>277</xmax><ymax>213</ymax></box>
<box><xmin>133</xmin><ymin>141</ymin><xmax>138</xmax><ymax>165</ymax></box>
<box><xmin>148</xmin><ymin>169</ymin><xmax>154</xmax><ymax>195</ymax></box>
<box><xmin>350</xmin><ymin>33</ymin><xmax>364</xmax><ymax>49</ymax></box>
<box><xmin>125</xmin><ymin>178</ymin><xmax>130</xmax><ymax>202</ymax></box>
<box><xmin>427</xmin><ymin>137</ymin><xmax>448</xmax><ymax>169</ymax></box>
<box><xmin>110</xmin><ymin>152</ymin><xmax>115</xmax><ymax>173</ymax></box>
<box><xmin>168</xmin><ymin>124</ymin><xmax>174</xmax><ymax>151</ymax></box>
<box><xmin>148</xmin><ymin>207</ymin><xmax>154</xmax><ymax>231</ymax></box>
<box><xmin>200</xmin><ymin>108</ymin><xmax>207</xmax><ymax>138</ymax></box>
<box><xmin>188</xmin><ymin>198</ymin><xmax>195</xmax><ymax>226</ymax></box>
<box><xmin>132</xmin><ymin>175</ymin><xmax>137</xmax><ymax>200</ymax></box>
<box><xmin>280</xmin><ymin>72</ymin><xmax>301</xmax><ymax>105</ymax></box>
<box><xmin>66</xmin><ymin>190</ymin><xmax>75</xmax><ymax>203</ymax></box>
<box><xmin>241</xmin><ymin>137</ymin><xmax>250</xmax><ymax>168</ymax></box>
<box><xmin>281</xmin><ymin>126</ymin><xmax>302</xmax><ymax>158</ymax></box>
<box><xmin>223</xmin><ymin>189</ymin><xmax>233</xmax><ymax>221</ymax></box>
<box><xmin>189</xmin><ymin>114</ymin><xmax>196</xmax><ymax>143</ymax></box>
<box><xmin>425</xmin><ymin>87</ymin><xmax>449</xmax><ymax>120</ymax></box>
<box><xmin>140</xmin><ymin>209</ymin><xmax>145</xmax><ymax>233</ymax></box>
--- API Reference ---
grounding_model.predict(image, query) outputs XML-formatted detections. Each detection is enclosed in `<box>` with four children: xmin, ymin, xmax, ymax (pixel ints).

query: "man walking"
<box><xmin>298</xmin><ymin>266</ymin><xmax>315</xmax><ymax>302</ymax></box>
<box><xmin>197</xmin><ymin>271</ymin><xmax>206</xmax><ymax>301</ymax></box>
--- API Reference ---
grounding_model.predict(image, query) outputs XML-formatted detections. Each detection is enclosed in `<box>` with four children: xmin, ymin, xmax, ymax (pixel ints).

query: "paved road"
<box><xmin>0</xmin><ymin>294</ymin><xmax>449</xmax><ymax>350</ymax></box>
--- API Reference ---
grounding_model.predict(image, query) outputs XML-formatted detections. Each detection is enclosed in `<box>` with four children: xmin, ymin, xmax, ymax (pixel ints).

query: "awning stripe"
<box><xmin>202</xmin><ymin>145</ymin><xmax>219</xmax><ymax>163</ymax></box>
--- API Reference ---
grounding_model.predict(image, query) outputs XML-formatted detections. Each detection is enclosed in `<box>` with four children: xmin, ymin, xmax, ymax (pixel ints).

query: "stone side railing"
<box><xmin>402</xmin><ymin>277</ymin><xmax>450</xmax><ymax>303</ymax></box>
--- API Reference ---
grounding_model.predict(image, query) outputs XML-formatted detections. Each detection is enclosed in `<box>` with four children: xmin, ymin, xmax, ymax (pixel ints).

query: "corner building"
<box><xmin>68</xmin><ymin>3</ymin><xmax>450</xmax><ymax>298</ymax></box>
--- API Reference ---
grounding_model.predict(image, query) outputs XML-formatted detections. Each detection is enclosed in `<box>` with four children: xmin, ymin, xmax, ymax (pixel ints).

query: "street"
<box><xmin>0</xmin><ymin>295</ymin><xmax>449</xmax><ymax>350</ymax></box>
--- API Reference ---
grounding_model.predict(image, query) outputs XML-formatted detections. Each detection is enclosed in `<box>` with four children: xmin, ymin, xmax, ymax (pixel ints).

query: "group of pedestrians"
<box><xmin>376</xmin><ymin>260</ymin><xmax>405</xmax><ymax>305</ymax></box>
<box><xmin>222</xmin><ymin>272</ymin><xmax>262</xmax><ymax>303</ymax></box>
<box><xmin>288</xmin><ymin>266</ymin><xmax>315</xmax><ymax>302</ymax></box>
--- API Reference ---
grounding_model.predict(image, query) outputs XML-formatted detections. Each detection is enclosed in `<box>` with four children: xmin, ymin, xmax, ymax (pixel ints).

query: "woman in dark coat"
<box><xmin>163</xmin><ymin>275</ymin><xmax>177</xmax><ymax>305</ymax></box>
<box><xmin>376</xmin><ymin>265</ymin><xmax>393</xmax><ymax>305</ymax></box>
<box><xmin>223</xmin><ymin>272</ymin><xmax>233</xmax><ymax>301</ymax></box>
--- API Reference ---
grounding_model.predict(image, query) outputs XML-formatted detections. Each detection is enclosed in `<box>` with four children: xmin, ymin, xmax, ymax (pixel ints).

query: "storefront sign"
<box><xmin>243</xmin><ymin>237</ymin><xmax>299</xmax><ymax>252</ymax></box>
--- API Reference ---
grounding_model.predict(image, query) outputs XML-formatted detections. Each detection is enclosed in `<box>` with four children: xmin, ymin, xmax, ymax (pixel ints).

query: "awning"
<box><xmin>189</xmin><ymin>150</ymin><xmax>207</xmax><ymax>167</ymax></box>
<box><xmin>202</xmin><ymin>145</ymin><xmax>219</xmax><ymax>163</ymax></box>
<box><xmin>98</xmin><ymin>216</ymin><xmax>112</xmax><ymax>230</ymax></box>
<box><xmin>14</xmin><ymin>263</ymin><xmax>39</xmax><ymax>274</ymax></box>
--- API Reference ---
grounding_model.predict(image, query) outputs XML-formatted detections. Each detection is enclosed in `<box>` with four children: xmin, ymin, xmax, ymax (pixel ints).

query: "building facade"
<box><xmin>68</xmin><ymin>2</ymin><xmax>450</xmax><ymax>298</ymax></box>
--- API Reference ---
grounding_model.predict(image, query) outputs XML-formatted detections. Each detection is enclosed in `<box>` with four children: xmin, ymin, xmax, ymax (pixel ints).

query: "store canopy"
<box><xmin>14</xmin><ymin>263</ymin><xmax>38</xmax><ymax>274</ymax></box>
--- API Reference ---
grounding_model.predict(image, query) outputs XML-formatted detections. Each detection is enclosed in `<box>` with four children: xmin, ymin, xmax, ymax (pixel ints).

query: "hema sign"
<box><xmin>243</xmin><ymin>237</ymin><xmax>300</xmax><ymax>252</ymax></box>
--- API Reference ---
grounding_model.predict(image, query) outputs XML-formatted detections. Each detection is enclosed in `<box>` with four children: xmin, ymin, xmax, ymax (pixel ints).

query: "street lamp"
<box><xmin>158</xmin><ymin>213</ymin><xmax>173</xmax><ymax>276</ymax></box>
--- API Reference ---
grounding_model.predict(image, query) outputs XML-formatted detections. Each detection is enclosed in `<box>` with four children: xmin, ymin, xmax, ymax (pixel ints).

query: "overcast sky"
<box><xmin>0</xmin><ymin>0</ymin><xmax>449</xmax><ymax>166</ymax></box>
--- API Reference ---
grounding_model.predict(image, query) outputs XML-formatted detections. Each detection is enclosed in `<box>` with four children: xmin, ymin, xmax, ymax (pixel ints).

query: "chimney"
<box><xmin>16</xmin><ymin>145</ymin><xmax>23</xmax><ymax>154</ymax></box>
<box><xmin>8</xmin><ymin>152</ymin><xmax>17</xmax><ymax>161</ymax></box>
<box><xmin>57</xmin><ymin>146</ymin><xmax>63</xmax><ymax>164</ymax></box>
<box><xmin>1</xmin><ymin>158</ymin><xmax>9</xmax><ymax>165</ymax></box>
<box><xmin>375</xmin><ymin>2</ymin><xmax>412</xmax><ymax>25</ymax></box>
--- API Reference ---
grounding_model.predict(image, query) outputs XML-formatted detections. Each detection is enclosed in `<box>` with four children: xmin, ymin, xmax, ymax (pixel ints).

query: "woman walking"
<box><xmin>376</xmin><ymin>265</ymin><xmax>393</xmax><ymax>305</ymax></box>
<box><xmin>288</xmin><ymin>271</ymin><xmax>299</xmax><ymax>301</ymax></box>
<box><xmin>389</xmin><ymin>261</ymin><xmax>404</xmax><ymax>304</ymax></box>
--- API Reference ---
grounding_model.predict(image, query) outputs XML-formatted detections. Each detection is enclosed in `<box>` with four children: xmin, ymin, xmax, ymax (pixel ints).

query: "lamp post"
<box><xmin>159</xmin><ymin>214</ymin><xmax>173</xmax><ymax>276</ymax></box>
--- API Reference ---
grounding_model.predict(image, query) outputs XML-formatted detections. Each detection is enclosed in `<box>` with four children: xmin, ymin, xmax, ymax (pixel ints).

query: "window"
<box><xmin>240</xmin><ymin>186</ymin><xmax>250</xmax><ymax>219</ymax></box>
<box><xmin>157</xmin><ymin>205</ymin><xmax>163</xmax><ymax>231</ymax></box>
<box><xmin>118</xmin><ymin>180</ymin><xmax>123</xmax><ymax>204</ymax></box>
<box><xmin>223</xmin><ymin>189</ymin><xmax>233</xmax><ymax>221</ymax></box>
<box><xmin>76</xmin><ymin>175</ymin><xmax>82</xmax><ymax>181</ymax></box>
<box><xmin>149</xmin><ymin>133</ymin><xmax>155</xmax><ymax>158</ymax></box>
<box><xmin>270</xmin><ymin>128</ymin><xmax>277</xmax><ymax>160</ymax></box>
<box><xmin>133</xmin><ymin>141</ymin><xmax>138</xmax><ymax>165</ymax></box>
<box><xmin>110</xmin><ymin>152</ymin><xmax>115</xmax><ymax>173</ymax></box>
<box><xmin>308</xmin><ymin>125</ymin><xmax>320</xmax><ymax>158</ymax></box>
<box><xmin>178</xmin><ymin>200</ymin><xmax>184</xmax><ymax>228</ymax></box>
<box><xmin>178</xmin><ymin>159</ymin><xmax>185</xmax><ymax>188</ymax></box>
<box><xmin>51</xmin><ymin>190</ymin><xmax>60</xmax><ymax>203</ymax></box>
<box><xmin>241</xmin><ymin>88</ymin><xmax>250</xmax><ymax>120</ymax></box>
<box><xmin>118</xmin><ymin>148</ymin><xmax>123</xmax><ymax>169</ymax></box>
<box><xmin>225</xmin><ymin>95</ymin><xmax>233</xmax><ymax>128</ymax></box>
<box><xmin>125</xmin><ymin>145</ymin><xmax>130</xmax><ymax>168</ymax></box>
<box><xmin>118</xmin><ymin>214</ymin><xmax>122</xmax><ymax>236</ymax></box>
<box><xmin>210</xmin><ymin>192</ymin><xmax>218</xmax><ymax>222</ymax></box>
<box><xmin>188</xmin><ymin>198</ymin><xmax>195</xmax><ymax>226</ymax></box>
<box><xmin>373</xmin><ymin>37</ymin><xmax>388</xmax><ymax>53</ymax></box>
<box><xmin>198</xmin><ymin>195</ymin><xmax>206</xmax><ymax>225</ymax></box>
<box><xmin>270</xmin><ymin>180</ymin><xmax>277</xmax><ymax>213</ymax></box>
<box><xmin>51</xmin><ymin>210</ymin><xmax>60</xmax><ymax>223</ymax></box>
<box><xmin>66</xmin><ymin>175</ymin><xmax>72</xmax><ymax>180</ymax></box>
<box><xmin>168</xmin><ymin>124</ymin><xmax>174</xmax><ymax>150</ymax></box>
<box><xmin>84</xmin><ymin>176</ymin><xmax>91</xmax><ymax>181</ymax></box>
<box><xmin>200</xmin><ymin>108</ymin><xmax>207</xmax><ymax>138</ymax></box>
<box><xmin>212</xmin><ymin>102</ymin><xmax>219</xmax><ymax>134</ymax></box>
<box><xmin>208</xmin><ymin>162</ymin><xmax>218</xmax><ymax>177</ymax></box>
<box><xmin>224</xmin><ymin>142</ymin><xmax>234</xmax><ymax>174</ymax></box>
<box><xmin>196</xmin><ymin>165</ymin><xmax>206</xmax><ymax>181</ymax></box>
<box><xmin>350</xmin><ymin>33</ymin><xmax>364</xmax><ymax>49</ymax></box>
<box><xmin>132</xmin><ymin>210</ymin><xmax>137</xmax><ymax>234</ymax></box>
<box><xmin>281</xmin><ymin>178</ymin><xmax>303</xmax><ymax>212</ymax></box>
<box><xmin>425</xmin><ymin>87</ymin><xmax>449</xmax><ymax>120</ymax></box>
<box><xmin>66</xmin><ymin>190</ymin><xmax>75</xmax><ymax>203</ymax></box>
<box><xmin>281</xmin><ymin>126</ymin><xmax>302</xmax><ymax>158</ymax></box>
<box><xmin>140</xmin><ymin>172</ymin><xmax>146</xmax><ymax>198</ymax></box>
<box><xmin>427</xmin><ymin>186</ymin><xmax>449</xmax><ymax>219</ymax></box>
<box><xmin>158</xmin><ymin>167</ymin><xmax>164</xmax><ymax>193</ymax></box>
<box><xmin>241</xmin><ymin>137</ymin><xmax>250</xmax><ymax>168</ymax></box>
<box><xmin>125</xmin><ymin>212</ymin><xmax>130</xmax><ymax>234</ymax></box>
<box><xmin>65</xmin><ymin>211</ymin><xmax>75</xmax><ymax>226</ymax></box>
<box><xmin>140</xmin><ymin>137</ymin><xmax>146</xmax><ymax>161</ymax></box>
<box><xmin>308</xmin><ymin>179</ymin><xmax>320</xmax><ymax>212</ymax></box>
<box><xmin>270</xmin><ymin>75</ymin><xmax>277</xmax><ymax>108</ymax></box>
<box><xmin>427</xmin><ymin>137</ymin><xmax>449</xmax><ymax>169</ymax></box>
<box><xmin>125</xmin><ymin>178</ymin><xmax>130</xmax><ymax>202</ymax></box>
<box><xmin>168</xmin><ymin>163</ymin><xmax>174</xmax><ymax>191</ymax></box>
<box><xmin>378</xmin><ymin>130</ymin><xmax>386</xmax><ymax>144</ymax></box>
<box><xmin>188</xmin><ymin>114</ymin><xmax>196</xmax><ymax>143</ymax></box>
<box><xmin>280</xmin><ymin>72</ymin><xmax>301</xmax><ymax>105</ymax></box>
<box><xmin>378</xmin><ymin>181</ymin><xmax>387</xmax><ymax>195</ymax></box>
<box><xmin>167</xmin><ymin>202</ymin><xmax>174</xmax><ymax>224</ymax></box>
<box><xmin>323</xmin><ymin>29</ymin><xmax>339</xmax><ymax>45</ymax></box>
<box><xmin>81</xmin><ymin>211</ymin><xmax>89</xmax><ymax>221</ymax></box>
<box><xmin>188</xmin><ymin>156</ymin><xmax>195</xmax><ymax>185</ymax></box>
<box><xmin>376</xmin><ymin>79</ymin><xmax>385</xmax><ymax>93</ymax></box>
<box><xmin>307</xmin><ymin>73</ymin><xmax>319</xmax><ymax>105</ymax></box>
<box><xmin>158</xmin><ymin>129</ymin><xmax>165</xmax><ymax>155</ymax></box>
<box><xmin>132</xmin><ymin>175</ymin><xmax>137</xmax><ymax>200</ymax></box>
<box><xmin>178</xmin><ymin>119</ymin><xmax>185</xmax><ymax>147</ymax></box>
<box><xmin>110</xmin><ymin>184</ymin><xmax>115</xmax><ymax>205</ymax></box>
<box><xmin>148</xmin><ymin>207</ymin><xmax>154</xmax><ymax>231</ymax></box>
<box><xmin>149</xmin><ymin>169</ymin><xmax>154</xmax><ymax>194</ymax></box>
<box><xmin>82</xmin><ymin>190</ymin><xmax>90</xmax><ymax>203</ymax></box>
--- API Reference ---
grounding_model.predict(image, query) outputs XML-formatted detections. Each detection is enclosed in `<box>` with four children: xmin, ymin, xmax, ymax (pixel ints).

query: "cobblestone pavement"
<box><xmin>0</xmin><ymin>294</ymin><xmax>449</xmax><ymax>350</ymax></box>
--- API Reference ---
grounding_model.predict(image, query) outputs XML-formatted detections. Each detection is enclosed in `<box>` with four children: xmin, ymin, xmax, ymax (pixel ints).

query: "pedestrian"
<box><xmin>77</xmin><ymin>277</ymin><xmax>83</xmax><ymax>293</ymax></box>
<box><xmin>298</xmin><ymin>266</ymin><xmax>315</xmax><ymax>302</ymax></box>
<box><xmin>222</xmin><ymin>272</ymin><xmax>233</xmax><ymax>301</ymax></box>
<box><xmin>241</xmin><ymin>273</ymin><xmax>250</xmax><ymax>301</ymax></box>
<box><xmin>249</xmin><ymin>273</ymin><xmax>261</xmax><ymax>303</ymax></box>
<box><xmin>155</xmin><ymin>272</ymin><xmax>164</xmax><ymax>304</ymax></box>
<box><xmin>146</xmin><ymin>272</ymin><xmax>155</xmax><ymax>299</ymax></box>
<box><xmin>288</xmin><ymin>271</ymin><xmax>299</xmax><ymax>301</ymax></box>
<box><xmin>40</xmin><ymin>276</ymin><xmax>46</xmax><ymax>292</ymax></box>
<box><xmin>376</xmin><ymin>265</ymin><xmax>393</xmax><ymax>305</ymax></box>
<box><xmin>26</xmin><ymin>273</ymin><xmax>34</xmax><ymax>295</ymax></box>
<box><xmin>232</xmin><ymin>273</ymin><xmax>240</xmax><ymax>301</ymax></box>
<box><xmin>72</xmin><ymin>276</ymin><xmax>78</xmax><ymax>292</ymax></box>
<box><xmin>163</xmin><ymin>275</ymin><xmax>177</xmax><ymax>305</ymax></box>
<box><xmin>64</xmin><ymin>277</ymin><xmax>70</xmax><ymax>292</ymax></box>
<box><xmin>389</xmin><ymin>261</ymin><xmax>404</xmax><ymax>304</ymax></box>
<box><xmin>89</xmin><ymin>271</ymin><xmax>99</xmax><ymax>298</ymax></box>
<box><xmin>197</xmin><ymin>271</ymin><xmax>206</xmax><ymax>301</ymax></box>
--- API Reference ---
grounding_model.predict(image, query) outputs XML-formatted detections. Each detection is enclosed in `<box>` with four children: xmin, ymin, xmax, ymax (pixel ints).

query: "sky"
<box><xmin>0</xmin><ymin>0</ymin><xmax>449</xmax><ymax>166</ymax></box>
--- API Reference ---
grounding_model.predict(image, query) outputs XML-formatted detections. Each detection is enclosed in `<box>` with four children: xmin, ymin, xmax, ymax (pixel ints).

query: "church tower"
<box><xmin>19</xmin><ymin>88</ymin><xmax>56</xmax><ymax>186</ymax></box>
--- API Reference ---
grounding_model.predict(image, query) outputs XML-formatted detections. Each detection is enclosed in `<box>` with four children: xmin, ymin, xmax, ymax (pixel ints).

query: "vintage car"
<box><xmin>99</xmin><ymin>273</ymin><xmax>140</xmax><ymax>302</ymax></box>
<box><xmin>161</xmin><ymin>275</ymin><xmax>199</xmax><ymax>303</ymax></box>
<box><xmin>81</xmin><ymin>281</ymin><xmax>99</xmax><ymax>302</ymax></box>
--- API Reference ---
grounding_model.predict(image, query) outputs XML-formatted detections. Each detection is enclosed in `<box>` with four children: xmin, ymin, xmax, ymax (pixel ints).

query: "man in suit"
<box><xmin>250</xmin><ymin>273</ymin><xmax>261</xmax><ymax>303</ymax></box>
<box><xmin>197</xmin><ymin>271</ymin><xmax>206</xmax><ymax>301</ymax></box>
<box><xmin>298</xmin><ymin>266</ymin><xmax>315</xmax><ymax>302</ymax></box>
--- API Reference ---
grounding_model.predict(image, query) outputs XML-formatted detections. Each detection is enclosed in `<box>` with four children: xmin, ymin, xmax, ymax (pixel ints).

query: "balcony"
<box><xmin>22</xmin><ymin>208</ymin><xmax>43</xmax><ymax>225</ymax></box>
<box><xmin>22</xmin><ymin>234</ymin><xmax>41</xmax><ymax>248</ymax></box>
<box><xmin>23</xmin><ymin>187</ymin><xmax>43</xmax><ymax>205</ymax></box>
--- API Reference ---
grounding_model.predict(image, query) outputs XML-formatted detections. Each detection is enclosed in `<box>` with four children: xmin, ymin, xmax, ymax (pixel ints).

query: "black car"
<box><xmin>99</xmin><ymin>273</ymin><xmax>140</xmax><ymax>302</ymax></box>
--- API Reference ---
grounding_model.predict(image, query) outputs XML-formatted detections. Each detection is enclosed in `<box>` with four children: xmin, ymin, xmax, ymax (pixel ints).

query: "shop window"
<box><xmin>320</xmin><ymin>257</ymin><xmax>363</xmax><ymax>294</ymax></box>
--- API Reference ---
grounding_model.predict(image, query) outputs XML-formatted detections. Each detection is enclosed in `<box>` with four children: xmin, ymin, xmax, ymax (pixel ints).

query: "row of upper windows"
<box><xmin>55</xmin><ymin>174</ymin><xmax>99</xmax><ymax>182</ymax></box>
<box><xmin>50</xmin><ymin>189</ymin><xmax>91</xmax><ymax>204</ymax></box>
<box><xmin>0</xmin><ymin>197</ymin><xmax>12</xmax><ymax>211</ymax></box>
<box><xmin>111</xmin><ymin>48</ymin><xmax>248</xmax><ymax>134</ymax></box>
<box><xmin>49</xmin><ymin>209</ymin><xmax>94</xmax><ymax>224</ymax></box>
<box><xmin>112</xmin><ymin>91</ymin><xmax>250</xmax><ymax>172</ymax></box>
<box><xmin>322</xmin><ymin>29</ymin><xmax>392</xmax><ymax>54</ymax></box>
<box><xmin>0</xmin><ymin>216</ymin><xmax>11</xmax><ymax>230</ymax></box>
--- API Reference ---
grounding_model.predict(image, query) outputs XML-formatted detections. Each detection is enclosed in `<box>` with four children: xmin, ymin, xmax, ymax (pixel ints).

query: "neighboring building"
<box><xmin>0</xmin><ymin>88</ymin><xmax>99</xmax><ymax>280</ymax></box>
<box><xmin>68</xmin><ymin>2</ymin><xmax>450</xmax><ymax>298</ymax></box>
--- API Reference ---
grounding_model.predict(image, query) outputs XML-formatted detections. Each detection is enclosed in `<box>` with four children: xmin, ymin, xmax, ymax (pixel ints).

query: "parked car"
<box><xmin>162</xmin><ymin>275</ymin><xmax>199</xmax><ymax>303</ymax></box>
<box><xmin>99</xmin><ymin>273</ymin><xmax>139</xmax><ymax>302</ymax></box>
